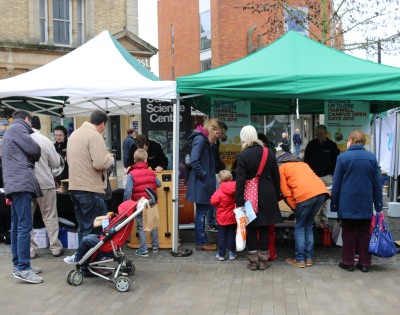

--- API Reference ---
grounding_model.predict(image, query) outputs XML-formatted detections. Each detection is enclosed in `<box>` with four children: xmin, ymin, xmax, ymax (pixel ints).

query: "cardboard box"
<box><xmin>67</xmin><ymin>231</ymin><xmax>79</xmax><ymax>249</ymax></box>
<box><xmin>33</xmin><ymin>228</ymin><xmax>49</xmax><ymax>249</ymax></box>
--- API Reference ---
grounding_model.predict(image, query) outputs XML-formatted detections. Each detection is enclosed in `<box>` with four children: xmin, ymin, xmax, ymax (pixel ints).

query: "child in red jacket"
<box><xmin>210</xmin><ymin>170</ymin><xmax>237</xmax><ymax>261</ymax></box>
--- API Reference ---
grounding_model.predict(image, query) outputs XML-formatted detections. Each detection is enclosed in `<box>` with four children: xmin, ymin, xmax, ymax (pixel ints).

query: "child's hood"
<box><xmin>219</xmin><ymin>181</ymin><xmax>236</xmax><ymax>196</ymax></box>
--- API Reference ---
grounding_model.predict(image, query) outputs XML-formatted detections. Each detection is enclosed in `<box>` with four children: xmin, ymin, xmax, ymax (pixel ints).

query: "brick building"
<box><xmin>158</xmin><ymin>0</ymin><xmax>342</xmax><ymax>80</ymax></box>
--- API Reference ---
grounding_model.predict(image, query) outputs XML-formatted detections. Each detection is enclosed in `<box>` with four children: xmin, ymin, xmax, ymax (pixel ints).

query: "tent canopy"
<box><xmin>177</xmin><ymin>31</ymin><xmax>400</xmax><ymax>115</ymax></box>
<box><xmin>0</xmin><ymin>31</ymin><xmax>176</xmax><ymax>117</ymax></box>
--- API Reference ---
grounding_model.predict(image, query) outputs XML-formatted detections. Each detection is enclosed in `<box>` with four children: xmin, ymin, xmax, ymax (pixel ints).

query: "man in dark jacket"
<box><xmin>127</xmin><ymin>134</ymin><xmax>168</xmax><ymax>172</ymax></box>
<box><xmin>292</xmin><ymin>128</ymin><xmax>302</xmax><ymax>156</ymax></box>
<box><xmin>122</xmin><ymin>128</ymin><xmax>136</xmax><ymax>168</ymax></box>
<box><xmin>304</xmin><ymin>124</ymin><xmax>340</xmax><ymax>227</ymax></box>
<box><xmin>2</xmin><ymin>110</ymin><xmax>43</xmax><ymax>284</ymax></box>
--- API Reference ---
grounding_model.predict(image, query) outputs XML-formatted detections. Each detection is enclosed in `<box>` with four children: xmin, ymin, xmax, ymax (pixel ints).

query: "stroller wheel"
<box><xmin>70</xmin><ymin>271</ymin><xmax>83</xmax><ymax>286</ymax></box>
<box><xmin>122</xmin><ymin>261</ymin><xmax>135</xmax><ymax>276</ymax></box>
<box><xmin>66</xmin><ymin>270</ymin><xmax>75</xmax><ymax>285</ymax></box>
<box><xmin>115</xmin><ymin>276</ymin><xmax>130</xmax><ymax>292</ymax></box>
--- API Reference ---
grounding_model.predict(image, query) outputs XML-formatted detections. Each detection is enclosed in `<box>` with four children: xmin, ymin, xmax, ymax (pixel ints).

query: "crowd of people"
<box><xmin>0</xmin><ymin>109</ymin><xmax>383</xmax><ymax>284</ymax></box>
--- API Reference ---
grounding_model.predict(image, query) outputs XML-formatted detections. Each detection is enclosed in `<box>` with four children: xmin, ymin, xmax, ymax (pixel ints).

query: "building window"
<box><xmin>200</xmin><ymin>59</ymin><xmax>211</xmax><ymax>72</ymax></box>
<box><xmin>53</xmin><ymin>0</ymin><xmax>71</xmax><ymax>46</ymax></box>
<box><xmin>200</xmin><ymin>10</ymin><xmax>211</xmax><ymax>51</ymax></box>
<box><xmin>285</xmin><ymin>7</ymin><xmax>309</xmax><ymax>36</ymax></box>
<box><xmin>39</xmin><ymin>0</ymin><xmax>48</xmax><ymax>44</ymax></box>
<box><xmin>77</xmin><ymin>0</ymin><xmax>85</xmax><ymax>45</ymax></box>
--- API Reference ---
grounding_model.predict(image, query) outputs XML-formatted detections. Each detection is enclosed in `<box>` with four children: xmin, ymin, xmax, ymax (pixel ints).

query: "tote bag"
<box><xmin>244</xmin><ymin>148</ymin><xmax>268</xmax><ymax>213</ymax></box>
<box><xmin>368</xmin><ymin>212</ymin><xmax>397</xmax><ymax>258</ymax></box>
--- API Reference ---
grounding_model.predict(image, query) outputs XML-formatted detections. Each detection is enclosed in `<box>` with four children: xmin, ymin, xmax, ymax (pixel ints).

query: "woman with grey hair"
<box><xmin>235</xmin><ymin>125</ymin><xmax>282</xmax><ymax>270</ymax></box>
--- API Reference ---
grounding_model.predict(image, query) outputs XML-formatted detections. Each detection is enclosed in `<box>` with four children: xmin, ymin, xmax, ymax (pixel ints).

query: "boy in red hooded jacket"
<box><xmin>210</xmin><ymin>170</ymin><xmax>237</xmax><ymax>261</ymax></box>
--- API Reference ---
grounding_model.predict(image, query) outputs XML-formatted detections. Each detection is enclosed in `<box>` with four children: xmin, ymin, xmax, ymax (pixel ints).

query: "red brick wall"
<box><xmin>158</xmin><ymin>0</ymin><xmax>340</xmax><ymax>79</ymax></box>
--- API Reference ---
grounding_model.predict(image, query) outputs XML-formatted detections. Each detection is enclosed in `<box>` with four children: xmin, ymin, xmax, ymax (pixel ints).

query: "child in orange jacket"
<box><xmin>210</xmin><ymin>170</ymin><xmax>237</xmax><ymax>261</ymax></box>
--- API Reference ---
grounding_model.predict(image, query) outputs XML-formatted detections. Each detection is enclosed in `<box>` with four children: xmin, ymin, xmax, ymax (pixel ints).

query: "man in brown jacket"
<box><xmin>65</xmin><ymin>110</ymin><xmax>113</xmax><ymax>263</ymax></box>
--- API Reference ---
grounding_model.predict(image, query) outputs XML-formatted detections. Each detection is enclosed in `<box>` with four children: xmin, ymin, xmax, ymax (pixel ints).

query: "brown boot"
<box><xmin>195</xmin><ymin>244</ymin><xmax>217</xmax><ymax>251</ymax></box>
<box><xmin>258</xmin><ymin>251</ymin><xmax>270</xmax><ymax>270</ymax></box>
<box><xmin>246</xmin><ymin>251</ymin><xmax>258</xmax><ymax>270</ymax></box>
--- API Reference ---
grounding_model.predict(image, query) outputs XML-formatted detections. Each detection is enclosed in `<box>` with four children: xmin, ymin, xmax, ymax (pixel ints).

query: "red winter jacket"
<box><xmin>210</xmin><ymin>181</ymin><xmax>237</xmax><ymax>226</ymax></box>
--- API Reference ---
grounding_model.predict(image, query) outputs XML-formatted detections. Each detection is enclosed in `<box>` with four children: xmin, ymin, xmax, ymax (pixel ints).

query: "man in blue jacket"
<box><xmin>2</xmin><ymin>110</ymin><xmax>43</xmax><ymax>284</ymax></box>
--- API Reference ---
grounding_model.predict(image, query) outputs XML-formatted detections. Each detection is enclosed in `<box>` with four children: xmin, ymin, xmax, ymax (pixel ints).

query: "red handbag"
<box><xmin>244</xmin><ymin>147</ymin><xmax>268</xmax><ymax>213</ymax></box>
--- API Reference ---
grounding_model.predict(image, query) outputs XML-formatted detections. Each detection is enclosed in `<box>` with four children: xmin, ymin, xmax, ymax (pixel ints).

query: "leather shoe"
<box><xmin>339</xmin><ymin>262</ymin><xmax>354</xmax><ymax>272</ymax></box>
<box><xmin>195</xmin><ymin>244</ymin><xmax>217</xmax><ymax>251</ymax></box>
<box><xmin>356</xmin><ymin>263</ymin><xmax>369</xmax><ymax>273</ymax></box>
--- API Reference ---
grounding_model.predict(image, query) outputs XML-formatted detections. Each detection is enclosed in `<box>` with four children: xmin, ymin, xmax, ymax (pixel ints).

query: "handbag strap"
<box><xmin>256</xmin><ymin>147</ymin><xmax>269</xmax><ymax>177</ymax></box>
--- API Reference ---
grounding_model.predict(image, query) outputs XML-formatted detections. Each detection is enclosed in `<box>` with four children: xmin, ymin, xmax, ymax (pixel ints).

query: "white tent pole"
<box><xmin>171</xmin><ymin>95</ymin><xmax>180</xmax><ymax>252</ymax></box>
<box><xmin>393</xmin><ymin>112</ymin><xmax>400</xmax><ymax>201</ymax></box>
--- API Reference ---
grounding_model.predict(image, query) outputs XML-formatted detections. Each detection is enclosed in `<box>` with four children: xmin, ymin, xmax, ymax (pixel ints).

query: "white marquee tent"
<box><xmin>0</xmin><ymin>31</ymin><xmax>176</xmax><ymax>117</ymax></box>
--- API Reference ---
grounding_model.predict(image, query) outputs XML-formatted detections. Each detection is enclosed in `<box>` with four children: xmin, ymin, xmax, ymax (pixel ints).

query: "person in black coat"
<box><xmin>53</xmin><ymin>125</ymin><xmax>69</xmax><ymax>186</ymax></box>
<box><xmin>235</xmin><ymin>125</ymin><xmax>282</xmax><ymax>270</ymax></box>
<box><xmin>126</xmin><ymin>134</ymin><xmax>168</xmax><ymax>172</ymax></box>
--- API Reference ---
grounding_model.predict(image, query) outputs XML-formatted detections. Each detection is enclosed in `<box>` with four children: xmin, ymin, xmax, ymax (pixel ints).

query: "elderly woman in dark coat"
<box><xmin>186</xmin><ymin>118</ymin><xmax>221</xmax><ymax>251</ymax></box>
<box><xmin>331</xmin><ymin>130</ymin><xmax>382</xmax><ymax>273</ymax></box>
<box><xmin>235</xmin><ymin>125</ymin><xmax>282</xmax><ymax>270</ymax></box>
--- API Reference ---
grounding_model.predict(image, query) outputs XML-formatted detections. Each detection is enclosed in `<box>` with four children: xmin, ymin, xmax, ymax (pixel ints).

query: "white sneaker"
<box><xmin>14</xmin><ymin>269</ymin><xmax>43</xmax><ymax>284</ymax></box>
<box><xmin>63</xmin><ymin>254</ymin><xmax>77</xmax><ymax>264</ymax></box>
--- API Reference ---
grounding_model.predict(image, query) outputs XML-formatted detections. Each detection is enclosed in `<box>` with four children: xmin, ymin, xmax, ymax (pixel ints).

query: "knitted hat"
<box><xmin>31</xmin><ymin>116</ymin><xmax>41</xmax><ymax>130</ymax></box>
<box><xmin>240</xmin><ymin>125</ymin><xmax>258</xmax><ymax>143</ymax></box>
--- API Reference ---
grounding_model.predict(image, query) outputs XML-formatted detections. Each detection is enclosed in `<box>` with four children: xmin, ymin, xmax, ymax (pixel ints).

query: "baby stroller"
<box><xmin>66</xmin><ymin>188</ymin><xmax>157</xmax><ymax>292</ymax></box>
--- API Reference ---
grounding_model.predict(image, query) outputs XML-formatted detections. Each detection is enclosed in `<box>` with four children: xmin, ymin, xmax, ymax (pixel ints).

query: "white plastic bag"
<box><xmin>234</xmin><ymin>207</ymin><xmax>249</xmax><ymax>251</ymax></box>
<box><xmin>332</xmin><ymin>221</ymin><xmax>342</xmax><ymax>246</ymax></box>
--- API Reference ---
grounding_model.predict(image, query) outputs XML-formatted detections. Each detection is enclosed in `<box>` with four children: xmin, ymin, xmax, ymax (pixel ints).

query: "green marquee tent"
<box><xmin>176</xmin><ymin>31</ymin><xmax>400</xmax><ymax>115</ymax></box>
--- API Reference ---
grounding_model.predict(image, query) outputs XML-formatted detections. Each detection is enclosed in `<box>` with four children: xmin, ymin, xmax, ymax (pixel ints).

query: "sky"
<box><xmin>138</xmin><ymin>0</ymin><xmax>400</xmax><ymax>76</ymax></box>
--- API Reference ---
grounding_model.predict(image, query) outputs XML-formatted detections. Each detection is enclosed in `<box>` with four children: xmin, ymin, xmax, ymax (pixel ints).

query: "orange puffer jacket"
<box><xmin>279</xmin><ymin>161</ymin><xmax>329</xmax><ymax>210</ymax></box>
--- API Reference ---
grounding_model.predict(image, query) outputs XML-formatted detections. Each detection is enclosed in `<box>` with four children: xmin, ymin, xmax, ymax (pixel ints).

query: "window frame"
<box><xmin>39</xmin><ymin>0</ymin><xmax>48</xmax><ymax>44</ymax></box>
<box><xmin>53</xmin><ymin>0</ymin><xmax>72</xmax><ymax>46</ymax></box>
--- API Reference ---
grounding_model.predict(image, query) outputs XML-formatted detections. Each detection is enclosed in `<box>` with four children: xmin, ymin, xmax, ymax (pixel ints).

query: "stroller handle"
<box><xmin>145</xmin><ymin>187</ymin><xmax>157</xmax><ymax>206</ymax></box>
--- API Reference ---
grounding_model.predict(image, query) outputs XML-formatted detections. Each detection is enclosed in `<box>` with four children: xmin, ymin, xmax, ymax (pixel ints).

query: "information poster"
<box><xmin>211</xmin><ymin>97</ymin><xmax>251</xmax><ymax>170</ymax></box>
<box><xmin>141</xmin><ymin>98</ymin><xmax>191</xmax><ymax>169</ymax></box>
<box><xmin>141</xmin><ymin>99</ymin><xmax>193</xmax><ymax>225</ymax></box>
<box><xmin>325</xmin><ymin>100</ymin><xmax>370</xmax><ymax>152</ymax></box>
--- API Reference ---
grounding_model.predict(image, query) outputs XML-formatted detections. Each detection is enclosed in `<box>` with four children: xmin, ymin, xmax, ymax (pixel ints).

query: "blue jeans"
<box><xmin>294</xmin><ymin>194</ymin><xmax>327</xmax><ymax>262</ymax></box>
<box><xmin>195</xmin><ymin>203</ymin><xmax>212</xmax><ymax>246</ymax></box>
<box><xmin>11</xmin><ymin>192</ymin><xmax>33</xmax><ymax>271</ymax></box>
<box><xmin>294</xmin><ymin>143</ymin><xmax>301</xmax><ymax>156</ymax></box>
<box><xmin>207</xmin><ymin>207</ymin><xmax>216</xmax><ymax>228</ymax></box>
<box><xmin>217</xmin><ymin>224</ymin><xmax>236</xmax><ymax>258</ymax></box>
<box><xmin>136</xmin><ymin>212</ymin><xmax>159</xmax><ymax>252</ymax></box>
<box><xmin>70</xmin><ymin>191</ymin><xmax>106</xmax><ymax>244</ymax></box>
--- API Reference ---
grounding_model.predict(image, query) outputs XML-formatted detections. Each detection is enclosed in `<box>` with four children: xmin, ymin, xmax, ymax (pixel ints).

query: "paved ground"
<box><xmin>1</xmin><ymin>211</ymin><xmax>400</xmax><ymax>315</ymax></box>
<box><xmin>2</xmin><ymin>161</ymin><xmax>400</xmax><ymax>314</ymax></box>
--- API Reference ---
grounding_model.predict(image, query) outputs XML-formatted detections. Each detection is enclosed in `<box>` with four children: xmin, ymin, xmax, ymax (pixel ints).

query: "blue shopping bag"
<box><xmin>368</xmin><ymin>212</ymin><xmax>397</xmax><ymax>258</ymax></box>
